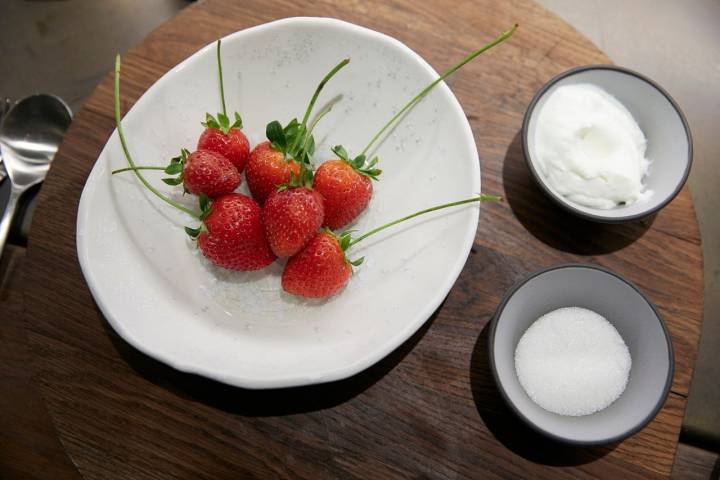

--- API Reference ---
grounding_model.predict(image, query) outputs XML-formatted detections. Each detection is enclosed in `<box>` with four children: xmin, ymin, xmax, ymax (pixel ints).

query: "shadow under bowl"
<box><xmin>522</xmin><ymin>65</ymin><xmax>692</xmax><ymax>223</ymax></box>
<box><xmin>489</xmin><ymin>264</ymin><xmax>673</xmax><ymax>445</ymax></box>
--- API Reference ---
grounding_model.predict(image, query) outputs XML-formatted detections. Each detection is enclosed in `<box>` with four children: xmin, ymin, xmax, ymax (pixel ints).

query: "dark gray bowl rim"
<box><xmin>521</xmin><ymin>64</ymin><xmax>693</xmax><ymax>224</ymax></box>
<box><xmin>487</xmin><ymin>263</ymin><xmax>675</xmax><ymax>446</ymax></box>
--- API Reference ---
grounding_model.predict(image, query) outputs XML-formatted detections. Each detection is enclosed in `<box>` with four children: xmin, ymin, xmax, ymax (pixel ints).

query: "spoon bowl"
<box><xmin>0</xmin><ymin>94</ymin><xmax>72</xmax><ymax>257</ymax></box>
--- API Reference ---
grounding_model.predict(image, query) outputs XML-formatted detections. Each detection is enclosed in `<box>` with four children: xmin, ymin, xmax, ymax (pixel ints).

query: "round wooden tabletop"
<box><xmin>17</xmin><ymin>0</ymin><xmax>703</xmax><ymax>478</ymax></box>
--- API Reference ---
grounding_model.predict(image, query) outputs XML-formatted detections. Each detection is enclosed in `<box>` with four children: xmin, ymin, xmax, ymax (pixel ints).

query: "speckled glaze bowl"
<box><xmin>489</xmin><ymin>264</ymin><xmax>674</xmax><ymax>445</ymax></box>
<box><xmin>522</xmin><ymin>65</ymin><xmax>692</xmax><ymax>223</ymax></box>
<box><xmin>78</xmin><ymin>17</ymin><xmax>481</xmax><ymax>389</ymax></box>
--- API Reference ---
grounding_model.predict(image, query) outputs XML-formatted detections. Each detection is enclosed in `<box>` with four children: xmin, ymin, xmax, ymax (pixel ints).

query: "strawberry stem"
<box><xmin>289</xmin><ymin>58</ymin><xmax>350</xmax><ymax>155</ymax></box>
<box><xmin>216</xmin><ymin>39</ymin><xmax>227</xmax><ymax>117</ymax></box>
<box><xmin>111</xmin><ymin>166</ymin><xmax>165</xmax><ymax>175</ymax></box>
<box><xmin>297</xmin><ymin>101</ymin><xmax>335</xmax><ymax>171</ymax></box>
<box><xmin>114</xmin><ymin>55</ymin><xmax>200</xmax><ymax>219</ymax></box>
<box><xmin>358</xmin><ymin>24</ymin><xmax>518</xmax><ymax>158</ymax></box>
<box><xmin>347</xmin><ymin>194</ymin><xmax>501</xmax><ymax>247</ymax></box>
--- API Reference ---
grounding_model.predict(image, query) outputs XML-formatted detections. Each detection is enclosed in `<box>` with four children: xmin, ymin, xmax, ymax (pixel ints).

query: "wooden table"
<box><xmin>5</xmin><ymin>0</ymin><xmax>704</xmax><ymax>478</ymax></box>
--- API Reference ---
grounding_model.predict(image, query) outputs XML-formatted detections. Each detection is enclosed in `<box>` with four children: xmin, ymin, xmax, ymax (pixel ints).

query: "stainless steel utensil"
<box><xmin>0</xmin><ymin>97</ymin><xmax>14</xmax><ymax>183</ymax></box>
<box><xmin>0</xmin><ymin>94</ymin><xmax>72</xmax><ymax>258</ymax></box>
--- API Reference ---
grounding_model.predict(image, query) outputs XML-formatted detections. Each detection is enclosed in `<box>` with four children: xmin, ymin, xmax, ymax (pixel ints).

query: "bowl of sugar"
<box><xmin>488</xmin><ymin>264</ymin><xmax>673</xmax><ymax>445</ymax></box>
<box><xmin>522</xmin><ymin>65</ymin><xmax>692</xmax><ymax>223</ymax></box>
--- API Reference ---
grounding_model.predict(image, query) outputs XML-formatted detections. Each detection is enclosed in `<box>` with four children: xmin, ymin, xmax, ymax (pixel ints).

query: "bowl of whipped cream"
<box><xmin>522</xmin><ymin>65</ymin><xmax>692</xmax><ymax>222</ymax></box>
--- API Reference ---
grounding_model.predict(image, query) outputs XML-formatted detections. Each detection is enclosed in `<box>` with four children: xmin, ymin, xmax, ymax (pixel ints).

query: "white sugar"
<box><xmin>514</xmin><ymin>307</ymin><xmax>631</xmax><ymax>416</ymax></box>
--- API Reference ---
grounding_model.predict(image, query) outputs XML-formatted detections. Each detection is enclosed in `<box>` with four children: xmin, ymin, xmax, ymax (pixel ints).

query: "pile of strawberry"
<box><xmin>113</xmin><ymin>26</ymin><xmax>516</xmax><ymax>299</ymax></box>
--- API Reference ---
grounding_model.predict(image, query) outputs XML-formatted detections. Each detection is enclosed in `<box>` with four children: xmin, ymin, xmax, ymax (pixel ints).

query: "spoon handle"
<box><xmin>0</xmin><ymin>186</ymin><xmax>22</xmax><ymax>260</ymax></box>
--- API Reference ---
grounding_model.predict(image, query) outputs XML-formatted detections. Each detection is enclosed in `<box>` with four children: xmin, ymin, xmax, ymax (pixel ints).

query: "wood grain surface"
<box><xmin>10</xmin><ymin>0</ymin><xmax>704</xmax><ymax>478</ymax></box>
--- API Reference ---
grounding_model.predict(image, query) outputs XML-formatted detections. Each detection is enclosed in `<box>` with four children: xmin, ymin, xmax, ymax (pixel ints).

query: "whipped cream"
<box><xmin>534</xmin><ymin>83</ymin><xmax>652</xmax><ymax>209</ymax></box>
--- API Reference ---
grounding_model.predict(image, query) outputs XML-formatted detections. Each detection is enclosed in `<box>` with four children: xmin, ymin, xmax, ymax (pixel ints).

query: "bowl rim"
<box><xmin>487</xmin><ymin>263</ymin><xmax>675</xmax><ymax>446</ymax></box>
<box><xmin>521</xmin><ymin>64</ymin><xmax>693</xmax><ymax>224</ymax></box>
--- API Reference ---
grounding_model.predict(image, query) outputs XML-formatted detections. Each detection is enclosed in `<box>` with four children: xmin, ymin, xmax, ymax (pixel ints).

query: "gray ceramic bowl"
<box><xmin>489</xmin><ymin>264</ymin><xmax>673</xmax><ymax>445</ymax></box>
<box><xmin>522</xmin><ymin>65</ymin><xmax>692</xmax><ymax>223</ymax></box>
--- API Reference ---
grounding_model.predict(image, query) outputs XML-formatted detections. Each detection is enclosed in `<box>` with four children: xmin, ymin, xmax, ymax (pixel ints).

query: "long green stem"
<box><xmin>288</xmin><ymin>58</ymin><xmax>350</xmax><ymax>155</ymax></box>
<box><xmin>348</xmin><ymin>194</ymin><xmax>501</xmax><ymax>247</ymax></box>
<box><xmin>112</xmin><ymin>166</ymin><xmax>165</xmax><ymax>175</ymax></box>
<box><xmin>359</xmin><ymin>24</ymin><xmax>518</xmax><ymax>157</ymax></box>
<box><xmin>114</xmin><ymin>55</ymin><xmax>199</xmax><ymax>219</ymax></box>
<box><xmin>217</xmin><ymin>39</ymin><xmax>227</xmax><ymax>116</ymax></box>
<box><xmin>297</xmin><ymin>102</ymin><xmax>335</xmax><ymax>176</ymax></box>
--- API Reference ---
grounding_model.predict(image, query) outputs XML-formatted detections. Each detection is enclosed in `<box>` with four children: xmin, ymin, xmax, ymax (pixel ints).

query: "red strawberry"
<box><xmin>282</xmin><ymin>231</ymin><xmax>351</xmax><ymax>298</ymax></box>
<box><xmin>197</xmin><ymin>127</ymin><xmax>250</xmax><ymax>172</ymax></box>
<box><xmin>198</xmin><ymin>193</ymin><xmax>276</xmax><ymax>271</ymax></box>
<box><xmin>313</xmin><ymin>159</ymin><xmax>373</xmax><ymax>230</ymax></box>
<box><xmin>263</xmin><ymin>187</ymin><xmax>324</xmax><ymax>257</ymax></box>
<box><xmin>183</xmin><ymin>149</ymin><xmax>240</xmax><ymax>198</ymax></box>
<box><xmin>198</xmin><ymin>38</ymin><xmax>250</xmax><ymax>171</ymax></box>
<box><xmin>245</xmin><ymin>141</ymin><xmax>300</xmax><ymax>204</ymax></box>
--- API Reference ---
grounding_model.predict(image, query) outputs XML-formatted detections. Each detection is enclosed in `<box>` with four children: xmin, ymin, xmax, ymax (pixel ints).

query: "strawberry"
<box><xmin>317</xmin><ymin>25</ymin><xmax>518</xmax><ymax>228</ymax></box>
<box><xmin>263</xmin><ymin>186</ymin><xmax>324</xmax><ymax>257</ymax></box>
<box><xmin>282</xmin><ymin>231</ymin><xmax>353</xmax><ymax>298</ymax></box>
<box><xmin>312</xmin><ymin>149</ymin><xmax>378</xmax><ymax>230</ymax></box>
<box><xmin>197</xmin><ymin>38</ymin><xmax>250</xmax><ymax>171</ymax></box>
<box><xmin>282</xmin><ymin>194</ymin><xmax>502</xmax><ymax>298</ymax></box>
<box><xmin>194</xmin><ymin>193</ymin><xmax>276</xmax><ymax>271</ymax></box>
<box><xmin>245</xmin><ymin>58</ymin><xmax>350</xmax><ymax>204</ymax></box>
<box><xmin>245</xmin><ymin>140</ymin><xmax>301</xmax><ymax>204</ymax></box>
<box><xmin>181</xmin><ymin>149</ymin><xmax>241</xmax><ymax>198</ymax></box>
<box><xmin>197</xmin><ymin>119</ymin><xmax>250</xmax><ymax>171</ymax></box>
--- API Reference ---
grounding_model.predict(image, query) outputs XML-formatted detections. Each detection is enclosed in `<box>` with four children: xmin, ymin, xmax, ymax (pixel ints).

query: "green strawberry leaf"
<box><xmin>231</xmin><ymin>112</ymin><xmax>243</xmax><ymax>130</ymax></box>
<box><xmin>331</xmin><ymin>145</ymin><xmax>350</xmax><ymax>162</ymax></box>
<box><xmin>203</xmin><ymin>112</ymin><xmax>242</xmax><ymax>135</ymax></box>
<box><xmin>202</xmin><ymin>112</ymin><xmax>220</xmax><ymax>130</ymax></box>
<box><xmin>345</xmin><ymin>152</ymin><xmax>382</xmax><ymax>181</ymax></box>
<box><xmin>349</xmin><ymin>256</ymin><xmax>365</xmax><ymax>267</ymax></box>
<box><xmin>197</xmin><ymin>193</ymin><xmax>212</xmax><ymax>221</ymax></box>
<box><xmin>161</xmin><ymin>148</ymin><xmax>188</xmax><ymax>185</ymax></box>
<box><xmin>162</xmin><ymin>177</ymin><xmax>184</xmax><ymax>186</ymax></box>
<box><xmin>339</xmin><ymin>232</ymin><xmax>351</xmax><ymax>251</ymax></box>
<box><xmin>361</xmin><ymin>168</ymin><xmax>382</xmax><ymax>180</ymax></box>
<box><xmin>185</xmin><ymin>226</ymin><xmax>202</xmax><ymax>238</ymax></box>
<box><xmin>199</xmin><ymin>193</ymin><xmax>210</xmax><ymax>212</ymax></box>
<box><xmin>266</xmin><ymin>120</ymin><xmax>286</xmax><ymax>151</ymax></box>
<box><xmin>351</xmin><ymin>154</ymin><xmax>366</xmax><ymax>169</ymax></box>
<box><xmin>217</xmin><ymin>112</ymin><xmax>230</xmax><ymax>131</ymax></box>
<box><xmin>283</xmin><ymin>119</ymin><xmax>302</xmax><ymax>144</ymax></box>
<box><xmin>164</xmin><ymin>162</ymin><xmax>183</xmax><ymax>175</ymax></box>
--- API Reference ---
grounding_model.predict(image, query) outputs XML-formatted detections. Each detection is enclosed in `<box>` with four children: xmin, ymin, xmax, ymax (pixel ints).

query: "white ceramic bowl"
<box><xmin>77</xmin><ymin>17</ymin><xmax>481</xmax><ymax>388</ymax></box>
<box><xmin>522</xmin><ymin>65</ymin><xmax>692</xmax><ymax>223</ymax></box>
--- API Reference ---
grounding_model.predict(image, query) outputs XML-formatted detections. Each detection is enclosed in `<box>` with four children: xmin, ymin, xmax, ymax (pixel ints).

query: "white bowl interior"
<box><xmin>77</xmin><ymin>18</ymin><xmax>480</xmax><ymax>388</ymax></box>
<box><xmin>525</xmin><ymin>68</ymin><xmax>690</xmax><ymax>220</ymax></box>
<box><xmin>492</xmin><ymin>266</ymin><xmax>672</xmax><ymax>444</ymax></box>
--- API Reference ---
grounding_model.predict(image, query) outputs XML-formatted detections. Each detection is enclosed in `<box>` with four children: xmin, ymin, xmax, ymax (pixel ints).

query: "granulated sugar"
<box><xmin>514</xmin><ymin>307</ymin><xmax>631</xmax><ymax>416</ymax></box>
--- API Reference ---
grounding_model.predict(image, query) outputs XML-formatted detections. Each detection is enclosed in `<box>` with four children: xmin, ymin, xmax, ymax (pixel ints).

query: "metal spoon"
<box><xmin>0</xmin><ymin>94</ymin><xmax>72</xmax><ymax>258</ymax></box>
<box><xmin>0</xmin><ymin>97</ymin><xmax>15</xmax><ymax>183</ymax></box>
